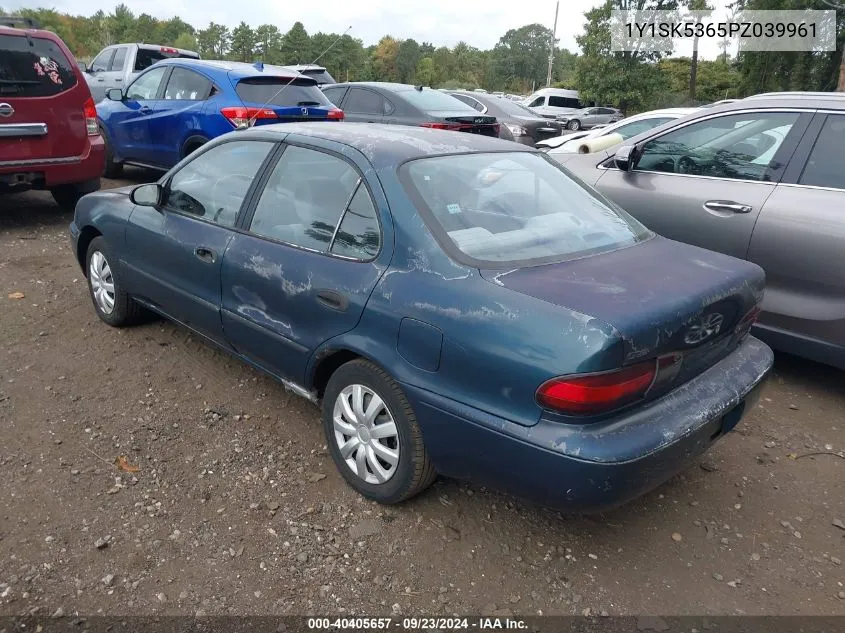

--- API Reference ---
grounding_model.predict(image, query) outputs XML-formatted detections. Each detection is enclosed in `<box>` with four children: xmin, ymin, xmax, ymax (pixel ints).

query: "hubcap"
<box><xmin>332</xmin><ymin>384</ymin><xmax>399</xmax><ymax>485</ymax></box>
<box><xmin>89</xmin><ymin>250</ymin><xmax>115</xmax><ymax>314</ymax></box>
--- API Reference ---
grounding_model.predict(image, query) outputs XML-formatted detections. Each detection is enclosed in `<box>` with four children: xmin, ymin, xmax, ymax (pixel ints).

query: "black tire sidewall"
<box><xmin>322</xmin><ymin>361</ymin><xmax>421</xmax><ymax>504</ymax></box>
<box><xmin>85</xmin><ymin>237</ymin><xmax>130</xmax><ymax>326</ymax></box>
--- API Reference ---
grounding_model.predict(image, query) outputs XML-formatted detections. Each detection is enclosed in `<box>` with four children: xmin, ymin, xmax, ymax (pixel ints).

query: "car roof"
<box><xmin>238</xmin><ymin>122</ymin><xmax>533</xmax><ymax>168</ymax></box>
<box><xmin>327</xmin><ymin>82</ymin><xmax>433</xmax><ymax>93</ymax></box>
<box><xmin>0</xmin><ymin>23</ymin><xmax>62</xmax><ymax>41</ymax></box>
<box><xmin>156</xmin><ymin>58</ymin><xmax>309</xmax><ymax>81</ymax></box>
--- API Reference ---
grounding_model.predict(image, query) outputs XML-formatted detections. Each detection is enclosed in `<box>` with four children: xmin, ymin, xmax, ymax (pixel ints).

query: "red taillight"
<box><xmin>83</xmin><ymin>97</ymin><xmax>98</xmax><ymax>136</ymax></box>
<box><xmin>735</xmin><ymin>306</ymin><xmax>761</xmax><ymax>339</ymax></box>
<box><xmin>420</xmin><ymin>122</ymin><xmax>462</xmax><ymax>131</ymax></box>
<box><xmin>220</xmin><ymin>106</ymin><xmax>278</xmax><ymax>129</ymax></box>
<box><xmin>160</xmin><ymin>47</ymin><xmax>178</xmax><ymax>53</ymax></box>
<box><xmin>327</xmin><ymin>108</ymin><xmax>344</xmax><ymax>120</ymax></box>
<box><xmin>537</xmin><ymin>360</ymin><xmax>657</xmax><ymax>416</ymax></box>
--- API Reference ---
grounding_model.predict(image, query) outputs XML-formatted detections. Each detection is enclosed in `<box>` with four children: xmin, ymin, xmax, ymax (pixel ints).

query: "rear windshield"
<box><xmin>488</xmin><ymin>96</ymin><xmax>540</xmax><ymax>117</ymax></box>
<box><xmin>0</xmin><ymin>34</ymin><xmax>77</xmax><ymax>97</ymax></box>
<box><xmin>236</xmin><ymin>77</ymin><xmax>332</xmax><ymax>107</ymax></box>
<box><xmin>401</xmin><ymin>152</ymin><xmax>651</xmax><ymax>266</ymax></box>
<box><xmin>134</xmin><ymin>48</ymin><xmax>199</xmax><ymax>72</ymax></box>
<box><xmin>300</xmin><ymin>69</ymin><xmax>336</xmax><ymax>85</ymax></box>
<box><xmin>397</xmin><ymin>88</ymin><xmax>476</xmax><ymax>113</ymax></box>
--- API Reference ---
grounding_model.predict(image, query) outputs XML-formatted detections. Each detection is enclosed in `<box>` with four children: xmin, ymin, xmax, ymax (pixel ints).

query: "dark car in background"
<box><xmin>96</xmin><ymin>59</ymin><xmax>343</xmax><ymax>175</ymax></box>
<box><xmin>0</xmin><ymin>16</ymin><xmax>104</xmax><ymax>208</ymax></box>
<box><xmin>70</xmin><ymin>122</ymin><xmax>773</xmax><ymax>511</ymax></box>
<box><xmin>285</xmin><ymin>64</ymin><xmax>336</xmax><ymax>86</ymax></box>
<box><xmin>448</xmin><ymin>90</ymin><xmax>566</xmax><ymax>145</ymax></box>
<box><xmin>323</xmin><ymin>82</ymin><xmax>499</xmax><ymax>137</ymax></box>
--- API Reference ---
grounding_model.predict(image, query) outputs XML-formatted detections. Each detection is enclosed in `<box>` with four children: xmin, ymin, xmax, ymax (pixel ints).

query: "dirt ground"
<box><xmin>1</xmin><ymin>171</ymin><xmax>844</xmax><ymax>618</ymax></box>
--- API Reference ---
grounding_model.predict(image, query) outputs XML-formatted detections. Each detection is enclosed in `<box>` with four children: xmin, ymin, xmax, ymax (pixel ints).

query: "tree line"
<box><xmin>2</xmin><ymin>0</ymin><xmax>842</xmax><ymax>113</ymax></box>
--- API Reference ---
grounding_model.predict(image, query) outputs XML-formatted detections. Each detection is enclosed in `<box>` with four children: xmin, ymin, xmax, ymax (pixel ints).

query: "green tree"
<box><xmin>415</xmin><ymin>56</ymin><xmax>435</xmax><ymax>85</ymax></box>
<box><xmin>197</xmin><ymin>22</ymin><xmax>231</xmax><ymax>57</ymax></box>
<box><xmin>576</xmin><ymin>0</ymin><xmax>679</xmax><ymax>112</ymax></box>
<box><xmin>280</xmin><ymin>21</ymin><xmax>311</xmax><ymax>64</ymax></box>
<box><xmin>371</xmin><ymin>36</ymin><xmax>400</xmax><ymax>82</ymax></box>
<box><xmin>173</xmin><ymin>32</ymin><xmax>198</xmax><ymax>51</ymax></box>
<box><xmin>396</xmin><ymin>39</ymin><xmax>421</xmax><ymax>83</ymax></box>
<box><xmin>254</xmin><ymin>24</ymin><xmax>282</xmax><ymax>62</ymax></box>
<box><xmin>490</xmin><ymin>23</ymin><xmax>554</xmax><ymax>91</ymax></box>
<box><xmin>229</xmin><ymin>21</ymin><xmax>255</xmax><ymax>62</ymax></box>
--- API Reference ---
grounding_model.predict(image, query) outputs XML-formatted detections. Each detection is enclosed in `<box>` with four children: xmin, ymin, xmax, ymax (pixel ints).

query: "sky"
<box><xmin>9</xmin><ymin>0</ymin><xmax>732</xmax><ymax>58</ymax></box>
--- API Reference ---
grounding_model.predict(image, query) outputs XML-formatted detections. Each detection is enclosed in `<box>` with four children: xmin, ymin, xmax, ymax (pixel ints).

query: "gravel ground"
<box><xmin>1</xmin><ymin>172</ymin><xmax>844</xmax><ymax>617</ymax></box>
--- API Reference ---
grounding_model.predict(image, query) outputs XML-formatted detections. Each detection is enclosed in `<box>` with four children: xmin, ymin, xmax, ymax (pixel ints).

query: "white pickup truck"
<box><xmin>82</xmin><ymin>43</ymin><xmax>199</xmax><ymax>102</ymax></box>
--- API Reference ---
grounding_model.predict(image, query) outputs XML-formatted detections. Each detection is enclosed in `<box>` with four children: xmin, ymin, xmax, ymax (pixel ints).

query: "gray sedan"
<box><xmin>559</xmin><ymin>93</ymin><xmax>845</xmax><ymax>370</ymax></box>
<box><xmin>557</xmin><ymin>107</ymin><xmax>623</xmax><ymax>131</ymax></box>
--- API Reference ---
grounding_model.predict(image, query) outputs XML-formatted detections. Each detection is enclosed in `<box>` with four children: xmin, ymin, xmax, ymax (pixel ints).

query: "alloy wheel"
<box><xmin>89</xmin><ymin>250</ymin><xmax>115</xmax><ymax>314</ymax></box>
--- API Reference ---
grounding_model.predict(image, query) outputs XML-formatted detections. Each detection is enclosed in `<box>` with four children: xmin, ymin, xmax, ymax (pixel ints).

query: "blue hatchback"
<box><xmin>95</xmin><ymin>59</ymin><xmax>343</xmax><ymax>176</ymax></box>
<box><xmin>70</xmin><ymin>124</ymin><xmax>773</xmax><ymax>512</ymax></box>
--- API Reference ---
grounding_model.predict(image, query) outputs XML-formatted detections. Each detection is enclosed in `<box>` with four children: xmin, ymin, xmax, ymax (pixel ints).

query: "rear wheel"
<box><xmin>322</xmin><ymin>359</ymin><xmax>436</xmax><ymax>504</ymax></box>
<box><xmin>85</xmin><ymin>236</ymin><xmax>142</xmax><ymax>327</ymax></box>
<box><xmin>182</xmin><ymin>136</ymin><xmax>209</xmax><ymax>159</ymax></box>
<box><xmin>100</xmin><ymin>126</ymin><xmax>123</xmax><ymax>179</ymax></box>
<box><xmin>567</xmin><ymin>119</ymin><xmax>581</xmax><ymax>131</ymax></box>
<box><xmin>51</xmin><ymin>179</ymin><xmax>100</xmax><ymax>210</ymax></box>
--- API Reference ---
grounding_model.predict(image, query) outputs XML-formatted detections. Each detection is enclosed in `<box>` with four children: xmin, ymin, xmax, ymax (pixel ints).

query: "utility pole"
<box><xmin>546</xmin><ymin>0</ymin><xmax>559</xmax><ymax>87</ymax></box>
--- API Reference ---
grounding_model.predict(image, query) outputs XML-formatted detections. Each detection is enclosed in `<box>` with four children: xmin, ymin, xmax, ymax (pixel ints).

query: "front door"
<box><xmin>221</xmin><ymin>142</ymin><xmax>389</xmax><ymax>383</ymax></box>
<box><xmin>593</xmin><ymin>110</ymin><xmax>812</xmax><ymax>261</ymax></box>
<box><xmin>123</xmin><ymin>139</ymin><xmax>276</xmax><ymax>344</ymax></box>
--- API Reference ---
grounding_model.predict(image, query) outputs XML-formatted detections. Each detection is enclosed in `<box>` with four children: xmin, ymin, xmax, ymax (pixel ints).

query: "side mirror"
<box><xmin>614</xmin><ymin>145</ymin><xmax>637</xmax><ymax>172</ymax></box>
<box><xmin>130</xmin><ymin>183</ymin><xmax>162</xmax><ymax>208</ymax></box>
<box><xmin>106</xmin><ymin>88</ymin><xmax>124</xmax><ymax>101</ymax></box>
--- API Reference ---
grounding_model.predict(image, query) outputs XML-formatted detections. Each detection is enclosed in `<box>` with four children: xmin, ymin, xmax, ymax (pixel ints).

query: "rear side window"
<box><xmin>799</xmin><ymin>115</ymin><xmax>845</xmax><ymax>190</ymax></box>
<box><xmin>548</xmin><ymin>96</ymin><xmax>580</xmax><ymax>109</ymax></box>
<box><xmin>236</xmin><ymin>78</ymin><xmax>331</xmax><ymax>107</ymax></box>
<box><xmin>0</xmin><ymin>34</ymin><xmax>78</xmax><ymax>97</ymax></box>
<box><xmin>134</xmin><ymin>48</ymin><xmax>198</xmax><ymax>72</ymax></box>
<box><xmin>110</xmin><ymin>47</ymin><xmax>127</xmax><ymax>71</ymax></box>
<box><xmin>163</xmin><ymin>68</ymin><xmax>212</xmax><ymax>101</ymax></box>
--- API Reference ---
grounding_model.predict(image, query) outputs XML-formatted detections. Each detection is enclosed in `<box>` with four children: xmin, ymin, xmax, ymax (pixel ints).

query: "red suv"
<box><xmin>0</xmin><ymin>17</ymin><xmax>104</xmax><ymax>208</ymax></box>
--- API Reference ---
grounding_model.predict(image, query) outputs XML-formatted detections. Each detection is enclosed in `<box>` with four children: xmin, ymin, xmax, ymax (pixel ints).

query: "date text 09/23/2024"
<box><xmin>307</xmin><ymin>617</ymin><xmax>527</xmax><ymax>630</ymax></box>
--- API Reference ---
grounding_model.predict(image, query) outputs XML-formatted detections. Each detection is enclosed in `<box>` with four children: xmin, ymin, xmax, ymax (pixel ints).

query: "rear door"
<box><xmin>221</xmin><ymin>141</ymin><xmax>389</xmax><ymax>382</ymax></box>
<box><xmin>748</xmin><ymin>112</ymin><xmax>845</xmax><ymax>359</ymax></box>
<box><xmin>593</xmin><ymin>109</ymin><xmax>813</xmax><ymax>261</ymax></box>
<box><xmin>340</xmin><ymin>87</ymin><xmax>386</xmax><ymax>124</ymax></box>
<box><xmin>0</xmin><ymin>31</ymin><xmax>88</xmax><ymax>164</ymax></box>
<box><xmin>111</xmin><ymin>65</ymin><xmax>168</xmax><ymax>164</ymax></box>
<box><xmin>153</xmin><ymin>66</ymin><xmax>214</xmax><ymax>167</ymax></box>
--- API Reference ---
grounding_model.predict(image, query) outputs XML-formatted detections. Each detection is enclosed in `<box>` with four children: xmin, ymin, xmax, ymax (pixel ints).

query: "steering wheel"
<box><xmin>210</xmin><ymin>173</ymin><xmax>253</xmax><ymax>223</ymax></box>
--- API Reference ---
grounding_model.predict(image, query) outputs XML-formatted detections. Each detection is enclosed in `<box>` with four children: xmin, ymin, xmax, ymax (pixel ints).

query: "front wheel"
<box><xmin>567</xmin><ymin>119</ymin><xmax>581</xmax><ymax>131</ymax></box>
<box><xmin>85</xmin><ymin>236</ymin><xmax>143</xmax><ymax>327</ymax></box>
<box><xmin>322</xmin><ymin>359</ymin><xmax>436</xmax><ymax>504</ymax></box>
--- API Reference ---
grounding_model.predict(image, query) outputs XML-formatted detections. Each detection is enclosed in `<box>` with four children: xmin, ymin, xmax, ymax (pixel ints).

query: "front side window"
<box><xmin>163</xmin><ymin>141</ymin><xmax>274</xmax><ymax>227</ymax></box>
<box><xmin>635</xmin><ymin>112</ymin><xmax>800</xmax><ymax>182</ymax></box>
<box><xmin>249</xmin><ymin>145</ymin><xmax>365</xmax><ymax>253</ymax></box>
<box><xmin>611</xmin><ymin>117</ymin><xmax>674</xmax><ymax>140</ymax></box>
<box><xmin>0</xmin><ymin>34</ymin><xmax>78</xmax><ymax>96</ymax></box>
<box><xmin>322</xmin><ymin>85</ymin><xmax>347</xmax><ymax>106</ymax></box>
<box><xmin>402</xmin><ymin>152</ymin><xmax>651</xmax><ymax>266</ymax></box>
<box><xmin>90</xmin><ymin>48</ymin><xmax>114</xmax><ymax>73</ymax></box>
<box><xmin>125</xmin><ymin>67</ymin><xmax>167</xmax><ymax>100</ymax></box>
<box><xmin>163</xmin><ymin>68</ymin><xmax>211</xmax><ymax>101</ymax></box>
<box><xmin>799</xmin><ymin>115</ymin><xmax>845</xmax><ymax>190</ymax></box>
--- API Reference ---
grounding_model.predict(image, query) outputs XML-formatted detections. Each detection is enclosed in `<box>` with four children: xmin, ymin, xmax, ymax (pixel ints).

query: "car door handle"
<box><xmin>115</xmin><ymin>78</ymin><xmax>122</xmax><ymax>82</ymax></box>
<box><xmin>194</xmin><ymin>246</ymin><xmax>216</xmax><ymax>263</ymax></box>
<box><xmin>96</xmin><ymin>78</ymin><xmax>105</xmax><ymax>82</ymax></box>
<box><xmin>316</xmin><ymin>289</ymin><xmax>348</xmax><ymax>311</ymax></box>
<box><xmin>703</xmin><ymin>200</ymin><xmax>753</xmax><ymax>214</ymax></box>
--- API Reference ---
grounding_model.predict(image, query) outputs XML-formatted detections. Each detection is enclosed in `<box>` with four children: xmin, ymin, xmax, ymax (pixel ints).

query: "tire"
<box><xmin>85</xmin><ymin>236</ymin><xmax>143</xmax><ymax>327</ymax></box>
<box><xmin>182</xmin><ymin>136</ymin><xmax>208</xmax><ymax>159</ymax></box>
<box><xmin>100</xmin><ymin>126</ymin><xmax>123</xmax><ymax>179</ymax></box>
<box><xmin>567</xmin><ymin>119</ymin><xmax>581</xmax><ymax>131</ymax></box>
<box><xmin>322</xmin><ymin>359</ymin><xmax>436</xmax><ymax>504</ymax></box>
<box><xmin>51</xmin><ymin>179</ymin><xmax>99</xmax><ymax>210</ymax></box>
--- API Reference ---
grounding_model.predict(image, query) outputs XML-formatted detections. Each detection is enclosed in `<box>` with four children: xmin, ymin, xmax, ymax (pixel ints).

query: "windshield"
<box><xmin>0</xmin><ymin>34</ymin><xmax>77</xmax><ymax>97</ymax></box>
<box><xmin>402</xmin><ymin>152</ymin><xmax>651</xmax><ymax>266</ymax></box>
<box><xmin>236</xmin><ymin>78</ymin><xmax>332</xmax><ymax>107</ymax></box>
<box><xmin>398</xmin><ymin>88</ymin><xmax>476</xmax><ymax>112</ymax></box>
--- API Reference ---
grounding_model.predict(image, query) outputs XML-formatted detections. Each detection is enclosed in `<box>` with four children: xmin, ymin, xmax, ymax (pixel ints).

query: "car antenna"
<box><xmin>246</xmin><ymin>26</ymin><xmax>352</xmax><ymax>128</ymax></box>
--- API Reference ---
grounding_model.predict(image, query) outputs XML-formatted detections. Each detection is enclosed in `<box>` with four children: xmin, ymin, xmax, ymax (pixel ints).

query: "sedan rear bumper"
<box><xmin>404</xmin><ymin>336</ymin><xmax>773</xmax><ymax>512</ymax></box>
